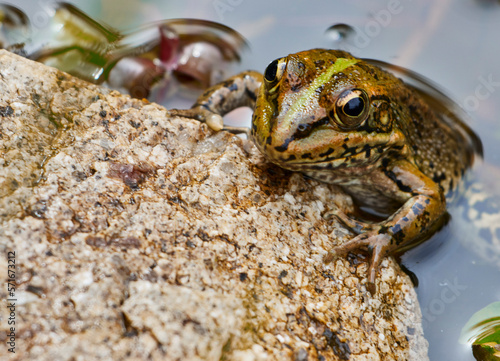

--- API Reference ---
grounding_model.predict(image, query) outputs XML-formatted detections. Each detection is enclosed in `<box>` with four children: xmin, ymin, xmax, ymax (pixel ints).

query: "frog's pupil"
<box><xmin>343</xmin><ymin>97</ymin><xmax>364</xmax><ymax>117</ymax></box>
<box><xmin>264</xmin><ymin>59</ymin><xmax>279</xmax><ymax>82</ymax></box>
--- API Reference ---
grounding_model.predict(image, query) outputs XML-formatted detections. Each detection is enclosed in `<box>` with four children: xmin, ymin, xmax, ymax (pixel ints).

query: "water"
<box><xmin>11</xmin><ymin>1</ymin><xmax>500</xmax><ymax>360</ymax></box>
<box><xmin>325</xmin><ymin>23</ymin><xmax>355</xmax><ymax>43</ymax></box>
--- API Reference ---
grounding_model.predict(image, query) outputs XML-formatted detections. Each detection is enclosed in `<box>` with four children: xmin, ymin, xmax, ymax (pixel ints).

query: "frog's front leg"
<box><xmin>170</xmin><ymin>70</ymin><xmax>263</xmax><ymax>132</ymax></box>
<box><xmin>324</xmin><ymin>159</ymin><xmax>447</xmax><ymax>293</ymax></box>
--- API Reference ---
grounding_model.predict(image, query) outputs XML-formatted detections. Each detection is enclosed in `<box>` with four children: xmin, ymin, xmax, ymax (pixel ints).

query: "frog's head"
<box><xmin>251</xmin><ymin>48</ymin><xmax>408</xmax><ymax>173</ymax></box>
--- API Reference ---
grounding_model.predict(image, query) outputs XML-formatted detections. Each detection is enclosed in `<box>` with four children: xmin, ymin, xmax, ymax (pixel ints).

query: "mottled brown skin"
<box><xmin>171</xmin><ymin>49</ymin><xmax>481</xmax><ymax>293</ymax></box>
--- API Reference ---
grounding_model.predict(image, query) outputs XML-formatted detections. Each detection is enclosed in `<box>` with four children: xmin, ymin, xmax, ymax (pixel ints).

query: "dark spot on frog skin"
<box><xmin>99</xmin><ymin>110</ymin><xmax>107</xmax><ymax>117</ymax></box>
<box><xmin>220</xmin><ymin>79</ymin><xmax>234</xmax><ymax>89</ymax></box>
<box><xmin>290</xmin><ymin>82</ymin><xmax>301</xmax><ymax>92</ymax></box>
<box><xmin>286</xmin><ymin>71</ymin><xmax>302</xmax><ymax>92</ymax></box>
<box><xmin>340</xmin><ymin>144</ymin><xmax>358</xmax><ymax>157</ymax></box>
<box><xmin>378</xmin><ymin>225</ymin><xmax>389</xmax><ymax>235</ymax></box>
<box><xmin>251</xmin><ymin>120</ymin><xmax>258</xmax><ymax>133</ymax></box>
<box><xmin>228</xmin><ymin>83</ymin><xmax>238</xmax><ymax>91</ymax></box>
<box><xmin>390</xmin><ymin>223</ymin><xmax>402</xmax><ymax>234</ymax></box>
<box><xmin>301</xmin><ymin>153</ymin><xmax>312</xmax><ymax>159</ymax></box>
<box><xmin>410</xmin><ymin>202</ymin><xmax>425</xmax><ymax>216</ymax></box>
<box><xmin>383</xmin><ymin>167</ymin><xmax>413</xmax><ymax>193</ymax></box>
<box><xmin>432</xmin><ymin>173</ymin><xmax>446</xmax><ymax>184</ymax></box>
<box><xmin>392</xmin><ymin>229</ymin><xmax>406</xmax><ymax>245</ymax></box>
<box><xmin>362</xmin><ymin>144</ymin><xmax>371</xmax><ymax>158</ymax></box>
<box><xmin>355</xmin><ymin>122</ymin><xmax>376</xmax><ymax>133</ymax></box>
<box><xmin>200</xmin><ymin>102</ymin><xmax>212</xmax><ymax>111</ymax></box>
<box><xmin>319</xmin><ymin>148</ymin><xmax>335</xmax><ymax>157</ymax></box>
<box><xmin>245</xmin><ymin>88</ymin><xmax>257</xmax><ymax>101</ymax></box>
<box><xmin>315</xmin><ymin>85</ymin><xmax>325</xmax><ymax>95</ymax></box>
<box><xmin>274</xmin><ymin>137</ymin><xmax>293</xmax><ymax>152</ymax></box>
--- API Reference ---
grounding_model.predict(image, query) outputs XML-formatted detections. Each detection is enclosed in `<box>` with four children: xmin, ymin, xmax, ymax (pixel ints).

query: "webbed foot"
<box><xmin>324</xmin><ymin>232</ymin><xmax>392</xmax><ymax>294</ymax></box>
<box><xmin>324</xmin><ymin>209</ymin><xmax>373</xmax><ymax>234</ymax></box>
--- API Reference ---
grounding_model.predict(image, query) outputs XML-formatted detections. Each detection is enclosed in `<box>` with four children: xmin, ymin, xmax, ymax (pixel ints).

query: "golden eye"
<box><xmin>263</xmin><ymin>58</ymin><xmax>286</xmax><ymax>93</ymax></box>
<box><xmin>331</xmin><ymin>88</ymin><xmax>370</xmax><ymax>129</ymax></box>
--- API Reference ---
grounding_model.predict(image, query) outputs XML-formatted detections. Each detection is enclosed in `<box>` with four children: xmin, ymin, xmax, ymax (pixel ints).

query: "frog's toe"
<box><xmin>204</xmin><ymin>113</ymin><xmax>224</xmax><ymax>131</ymax></box>
<box><xmin>169</xmin><ymin>108</ymin><xmax>198</xmax><ymax>119</ymax></box>
<box><xmin>324</xmin><ymin>209</ymin><xmax>372</xmax><ymax>234</ymax></box>
<box><xmin>169</xmin><ymin>108</ymin><xmax>224</xmax><ymax>131</ymax></box>
<box><xmin>324</xmin><ymin>234</ymin><xmax>373</xmax><ymax>263</ymax></box>
<box><xmin>366</xmin><ymin>242</ymin><xmax>385</xmax><ymax>294</ymax></box>
<box><xmin>324</xmin><ymin>233</ymin><xmax>391</xmax><ymax>294</ymax></box>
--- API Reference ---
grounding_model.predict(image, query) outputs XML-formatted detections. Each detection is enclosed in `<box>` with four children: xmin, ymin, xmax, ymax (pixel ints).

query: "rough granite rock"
<box><xmin>0</xmin><ymin>50</ymin><xmax>429</xmax><ymax>360</ymax></box>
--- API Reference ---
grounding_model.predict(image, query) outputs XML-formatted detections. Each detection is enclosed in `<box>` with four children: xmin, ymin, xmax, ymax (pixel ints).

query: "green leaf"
<box><xmin>460</xmin><ymin>302</ymin><xmax>500</xmax><ymax>360</ymax></box>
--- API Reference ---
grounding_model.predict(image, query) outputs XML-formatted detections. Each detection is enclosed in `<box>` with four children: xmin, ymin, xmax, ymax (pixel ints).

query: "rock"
<box><xmin>0</xmin><ymin>50</ymin><xmax>428</xmax><ymax>360</ymax></box>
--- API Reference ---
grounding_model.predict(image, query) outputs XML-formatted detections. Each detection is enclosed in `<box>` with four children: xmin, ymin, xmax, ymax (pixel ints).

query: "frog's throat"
<box><xmin>283</xmin><ymin>57</ymin><xmax>359</xmax><ymax>128</ymax></box>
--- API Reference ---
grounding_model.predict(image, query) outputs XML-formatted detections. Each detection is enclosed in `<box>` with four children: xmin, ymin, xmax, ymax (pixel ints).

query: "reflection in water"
<box><xmin>324</xmin><ymin>23</ymin><xmax>355</xmax><ymax>43</ymax></box>
<box><xmin>0</xmin><ymin>4</ymin><xmax>30</xmax><ymax>48</ymax></box>
<box><xmin>475</xmin><ymin>0</ymin><xmax>500</xmax><ymax>8</ymax></box>
<box><xmin>0</xmin><ymin>2</ymin><xmax>248</xmax><ymax>101</ymax></box>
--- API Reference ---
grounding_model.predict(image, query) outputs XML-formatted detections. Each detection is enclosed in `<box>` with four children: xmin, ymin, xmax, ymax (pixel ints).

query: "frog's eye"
<box><xmin>331</xmin><ymin>88</ymin><xmax>370</xmax><ymax>129</ymax></box>
<box><xmin>263</xmin><ymin>58</ymin><xmax>286</xmax><ymax>92</ymax></box>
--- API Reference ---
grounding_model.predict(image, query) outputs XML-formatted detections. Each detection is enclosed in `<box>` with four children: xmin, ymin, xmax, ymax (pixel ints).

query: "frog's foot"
<box><xmin>324</xmin><ymin>232</ymin><xmax>391</xmax><ymax>294</ymax></box>
<box><xmin>324</xmin><ymin>209</ymin><xmax>373</xmax><ymax>234</ymax></box>
<box><xmin>170</xmin><ymin>107</ymin><xmax>224</xmax><ymax>131</ymax></box>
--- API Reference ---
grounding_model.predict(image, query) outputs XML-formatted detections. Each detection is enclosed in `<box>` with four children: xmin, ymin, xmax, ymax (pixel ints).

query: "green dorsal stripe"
<box><xmin>284</xmin><ymin>57</ymin><xmax>359</xmax><ymax>126</ymax></box>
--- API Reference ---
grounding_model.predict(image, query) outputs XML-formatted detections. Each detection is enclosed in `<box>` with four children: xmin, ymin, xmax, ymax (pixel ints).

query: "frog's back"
<box><xmin>393</xmin><ymin>81</ymin><xmax>482</xmax><ymax>197</ymax></box>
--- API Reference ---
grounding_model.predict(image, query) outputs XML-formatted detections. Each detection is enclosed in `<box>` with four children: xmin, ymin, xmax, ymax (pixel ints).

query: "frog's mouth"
<box><xmin>267</xmin><ymin>137</ymin><xmax>392</xmax><ymax>168</ymax></box>
<box><xmin>271</xmin><ymin>146</ymin><xmax>389</xmax><ymax>172</ymax></box>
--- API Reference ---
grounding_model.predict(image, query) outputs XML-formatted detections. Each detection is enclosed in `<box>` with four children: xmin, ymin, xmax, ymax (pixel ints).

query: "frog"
<box><xmin>171</xmin><ymin>48</ymin><xmax>482</xmax><ymax>293</ymax></box>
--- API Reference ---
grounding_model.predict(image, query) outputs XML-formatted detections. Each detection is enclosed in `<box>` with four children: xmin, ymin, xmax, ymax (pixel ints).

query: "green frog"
<box><xmin>171</xmin><ymin>49</ymin><xmax>482</xmax><ymax>292</ymax></box>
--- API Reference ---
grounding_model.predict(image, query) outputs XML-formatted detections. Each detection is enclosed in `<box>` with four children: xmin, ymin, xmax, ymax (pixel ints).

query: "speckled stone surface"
<box><xmin>0</xmin><ymin>50</ymin><xmax>428</xmax><ymax>361</ymax></box>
